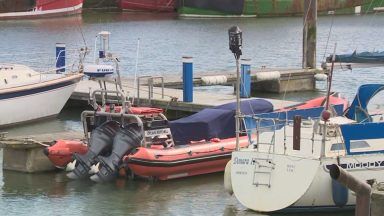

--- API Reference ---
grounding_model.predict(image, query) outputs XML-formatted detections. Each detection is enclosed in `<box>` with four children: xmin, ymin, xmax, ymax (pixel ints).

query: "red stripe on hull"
<box><xmin>36</xmin><ymin>0</ymin><xmax>83</xmax><ymax>10</ymax></box>
<box><xmin>118</xmin><ymin>0</ymin><xmax>176</xmax><ymax>12</ymax></box>
<box><xmin>129</xmin><ymin>158</ymin><xmax>230</xmax><ymax>180</ymax></box>
<box><xmin>0</xmin><ymin>6</ymin><xmax>82</xmax><ymax>20</ymax></box>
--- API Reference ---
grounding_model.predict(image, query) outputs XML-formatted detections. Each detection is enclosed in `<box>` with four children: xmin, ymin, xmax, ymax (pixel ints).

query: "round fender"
<box><xmin>224</xmin><ymin>160</ymin><xmax>233</xmax><ymax>195</ymax></box>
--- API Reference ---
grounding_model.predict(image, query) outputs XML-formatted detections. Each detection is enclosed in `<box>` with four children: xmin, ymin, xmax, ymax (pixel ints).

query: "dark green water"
<box><xmin>1</xmin><ymin>10</ymin><xmax>383</xmax><ymax>215</ymax></box>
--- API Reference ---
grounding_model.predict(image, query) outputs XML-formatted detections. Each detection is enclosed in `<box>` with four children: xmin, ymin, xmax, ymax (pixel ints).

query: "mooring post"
<box><xmin>182</xmin><ymin>56</ymin><xmax>193</xmax><ymax>102</ymax></box>
<box><xmin>302</xmin><ymin>0</ymin><xmax>317</xmax><ymax>69</ymax></box>
<box><xmin>56</xmin><ymin>43</ymin><xmax>66</xmax><ymax>73</ymax></box>
<box><xmin>329</xmin><ymin>164</ymin><xmax>371</xmax><ymax>216</ymax></box>
<box><xmin>240</xmin><ymin>59</ymin><xmax>251</xmax><ymax>98</ymax></box>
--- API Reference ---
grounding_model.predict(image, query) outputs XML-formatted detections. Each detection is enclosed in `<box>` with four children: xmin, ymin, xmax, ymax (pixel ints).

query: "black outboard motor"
<box><xmin>90</xmin><ymin>123</ymin><xmax>143</xmax><ymax>183</ymax></box>
<box><xmin>67</xmin><ymin>120</ymin><xmax>120</xmax><ymax>179</ymax></box>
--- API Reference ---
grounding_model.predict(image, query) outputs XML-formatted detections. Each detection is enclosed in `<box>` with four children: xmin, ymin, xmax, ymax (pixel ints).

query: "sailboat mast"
<box><xmin>321</xmin><ymin>43</ymin><xmax>337</xmax><ymax>157</ymax></box>
<box><xmin>228</xmin><ymin>26</ymin><xmax>243</xmax><ymax>150</ymax></box>
<box><xmin>325</xmin><ymin>43</ymin><xmax>337</xmax><ymax>111</ymax></box>
<box><xmin>235</xmin><ymin>58</ymin><xmax>241</xmax><ymax>150</ymax></box>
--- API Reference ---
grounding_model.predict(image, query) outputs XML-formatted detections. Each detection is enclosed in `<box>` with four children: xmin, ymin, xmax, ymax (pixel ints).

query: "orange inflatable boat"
<box><xmin>44</xmin><ymin>95</ymin><xmax>348</xmax><ymax>182</ymax></box>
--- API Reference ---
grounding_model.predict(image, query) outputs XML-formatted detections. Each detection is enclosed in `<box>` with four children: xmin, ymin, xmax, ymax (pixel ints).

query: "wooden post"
<box><xmin>293</xmin><ymin>115</ymin><xmax>301</xmax><ymax>150</ymax></box>
<box><xmin>303</xmin><ymin>0</ymin><xmax>317</xmax><ymax>69</ymax></box>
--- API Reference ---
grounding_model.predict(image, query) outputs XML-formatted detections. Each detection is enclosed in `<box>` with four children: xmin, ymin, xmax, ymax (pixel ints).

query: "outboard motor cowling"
<box><xmin>67</xmin><ymin>121</ymin><xmax>120</xmax><ymax>179</ymax></box>
<box><xmin>90</xmin><ymin>123</ymin><xmax>143</xmax><ymax>183</ymax></box>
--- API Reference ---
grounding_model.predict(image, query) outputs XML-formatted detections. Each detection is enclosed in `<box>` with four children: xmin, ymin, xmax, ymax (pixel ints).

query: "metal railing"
<box><xmin>136</xmin><ymin>76</ymin><xmax>164</xmax><ymax>105</ymax></box>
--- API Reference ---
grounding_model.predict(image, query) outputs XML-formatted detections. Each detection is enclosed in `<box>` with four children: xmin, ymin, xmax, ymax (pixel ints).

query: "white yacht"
<box><xmin>0</xmin><ymin>64</ymin><xmax>82</xmax><ymax>127</ymax></box>
<box><xmin>227</xmin><ymin>84</ymin><xmax>384</xmax><ymax>212</ymax></box>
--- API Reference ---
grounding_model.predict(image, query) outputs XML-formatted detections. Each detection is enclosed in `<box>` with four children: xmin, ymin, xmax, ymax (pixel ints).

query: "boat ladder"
<box><xmin>252</xmin><ymin>157</ymin><xmax>275</xmax><ymax>188</ymax></box>
<box><xmin>252</xmin><ymin>119</ymin><xmax>279</xmax><ymax>188</ymax></box>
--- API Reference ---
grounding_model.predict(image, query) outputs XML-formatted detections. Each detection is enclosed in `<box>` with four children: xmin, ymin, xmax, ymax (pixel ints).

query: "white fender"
<box><xmin>201</xmin><ymin>75</ymin><xmax>227</xmax><ymax>85</ymax></box>
<box><xmin>314</xmin><ymin>73</ymin><xmax>328</xmax><ymax>81</ymax></box>
<box><xmin>224</xmin><ymin>160</ymin><xmax>233</xmax><ymax>195</ymax></box>
<box><xmin>255</xmin><ymin>71</ymin><xmax>280</xmax><ymax>81</ymax></box>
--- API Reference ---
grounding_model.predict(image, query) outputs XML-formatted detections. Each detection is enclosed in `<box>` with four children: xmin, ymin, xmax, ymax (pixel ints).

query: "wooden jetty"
<box><xmin>150</xmin><ymin>68</ymin><xmax>320</xmax><ymax>93</ymax></box>
<box><xmin>69</xmin><ymin>67</ymin><xmax>321</xmax><ymax>112</ymax></box>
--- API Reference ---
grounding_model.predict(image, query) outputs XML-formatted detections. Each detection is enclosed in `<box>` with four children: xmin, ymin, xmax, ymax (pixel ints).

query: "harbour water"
<box><xmin>1</xmin><ymin>10</ymin><xmax>384</xmax><ymax>215</ymax></box>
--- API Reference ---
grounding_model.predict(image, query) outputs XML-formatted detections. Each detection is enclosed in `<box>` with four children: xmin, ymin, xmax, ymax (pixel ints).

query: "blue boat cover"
<box><xmin>345</xmin><ymin>84</ymin><xmax>384</xmax><ymax>122</ymax></box>
<box><xmin>244</xmin><ymin>104</ymin><xmax>344</xmax><ymax>130</ymax></box>
<box><xmin>169</xmin><ymin>99</ymin><xmax>273</xmax><ymax>145</ymax></box>
<box><xmin>328</xmin><ymin>51</ymin><xmax>384</xmax><ymax>63</ymax></box>
<box><xmin>340</xmin><ymin>122</ymin><xmax>384</xmax><ymax>155</ymax></box>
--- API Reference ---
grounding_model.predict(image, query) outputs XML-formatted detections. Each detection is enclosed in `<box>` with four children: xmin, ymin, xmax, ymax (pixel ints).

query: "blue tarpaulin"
<box><xmin>328</xmin><ymin>51</ymin><xmax>384</xmax><ymax>63</ymax></box>
<box><xmin>169</xmin><ymin>99</ymin><xmax>273</xmax><ymax>145</ymax></box>
<box><xmin>244</xmin><ymin>104</ymin><xmax>344</xmax><ymax>131</ymax></box>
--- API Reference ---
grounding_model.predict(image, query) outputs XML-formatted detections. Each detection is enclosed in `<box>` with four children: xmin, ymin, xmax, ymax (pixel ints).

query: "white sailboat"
<box><xmin>225</xmin><ymin>26</ymin><xmax>384</xmax><ymax>212</ymax></box>
<box><xmin>0</xmin><ymin>53</ymin><xmax>84</xmax><ymax>127</ymax></box>
<box><xmin>227</xmin><ymin>73</ymin><xmax>384</xmax><ymax>212</ymax></box>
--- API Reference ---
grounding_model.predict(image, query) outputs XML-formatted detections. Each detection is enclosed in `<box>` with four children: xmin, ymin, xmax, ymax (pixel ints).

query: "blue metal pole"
<box><xmin>240</xmin><ymin>59</ymin><xmax>251</xmax><ymax>98</ymax></box>
<box><xmin>182</xmin><ymin>56</ymin><xmax>193</xmax><ymax>102</ymax></box>
<box><xmin>56</xmin><ymin>43</ymin><xmax>66</xmax><ymax>73</ymax></box>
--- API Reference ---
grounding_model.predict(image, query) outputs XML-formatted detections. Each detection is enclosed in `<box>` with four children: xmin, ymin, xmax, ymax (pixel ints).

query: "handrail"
<box><xmin>136</xmin><ymin>75</ymin><xmax>164</xmax><ymax>105</ymax></box>
<box><xmin>137</xmin><ymin>75</ymin><xmax>152</xmax><ymax>105</ymax></box>
<box><xmin>90</xmin><ymin>89</ymin><xmax>130</xmax><ymax>113</ymax></box>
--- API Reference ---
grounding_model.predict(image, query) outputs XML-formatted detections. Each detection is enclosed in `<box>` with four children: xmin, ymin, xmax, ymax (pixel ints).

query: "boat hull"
<box><xmin>0</xmin><ymin>0</ymin><xmax>83</xmax><ymax>20</ymax></box>
<box><xmin>290</xmin><ymin>155</ymin><xmax>384</xmax><ymax>211</ymax></box>
<box><xmin>231</xmin><ymin>151</ymin><xmax>384</xmax><ymax>212</ymax></box>
<box><xmin>178</xmin><ymin>0</ymin><xmax>380</xmax><ymax>17</ymax></box>
<box><xmin>126</xmin><ymin>137</ymin><xmax>250</xmax><ymax>180</ymax></box>
<box><xmin>230</xmin><ymin>109</ymin><xmax>384</xmax><ymax>212</ymax></box>
<box><xmin>118</xmin><ymin>0</ymin><xmax>176</xmax><ymax>12</ymax></box>
<box><xmin>0</xmin><ymin>74</ymin><xmax>82</xmax><ymax>127</ymax></box>
<box><xmin>44</xmin><ymin>139</ymin><xmax>88</xmax><ymax>169</ymax></box>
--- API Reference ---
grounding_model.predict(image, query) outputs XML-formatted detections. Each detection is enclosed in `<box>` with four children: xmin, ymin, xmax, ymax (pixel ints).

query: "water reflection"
<box><xmin>82</xmin><ymin>11</ymin><xmax>178</xmax><ymax>23</ymax></box>
<box><xmin>0</xmin><ymin>165</ymin><xmax>354</xmax><ymax>216</ymax></box>
<box><xmin>1</xmin><ymin>170</ymin><xmax>69</xmax><ymax>198</ymax></box>
<box><xmin>2</xmin><ymin>107</ymin><xmax>83</xmax><ymax>137</ymax></box>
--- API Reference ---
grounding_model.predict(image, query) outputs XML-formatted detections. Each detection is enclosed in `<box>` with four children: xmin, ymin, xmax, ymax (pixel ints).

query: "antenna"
<box><xmin>131</xmin><ymin>38</ymin><xmax>141</xmax><ymax>106</ymax></box>
<box><xmin>320</xmin><ymin>43</ymin><xmax>337</xmax><ymax>157</ymax></box>
<box><xmin>228</xmin><ymin>26</ymin><xmax>243</xmax><ymax>151</ymax></box>
<box><xmin>324</xmin><ymin>43</ymin><xmax>337</xmax><ymax>114</ymax></box>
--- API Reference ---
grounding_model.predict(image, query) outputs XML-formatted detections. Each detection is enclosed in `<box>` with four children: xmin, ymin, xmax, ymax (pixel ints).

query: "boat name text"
<box><xmin>325</xmin><ymin>160</ymin><xmax>384</xmax><ymax>171</ymax></box>
<box><xmin>233</xmin><ymin>157</ymin><xmax>259</xmax><ymax>165</ymax></box>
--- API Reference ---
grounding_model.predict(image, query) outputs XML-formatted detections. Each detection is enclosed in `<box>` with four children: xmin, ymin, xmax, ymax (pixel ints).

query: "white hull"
<box><xmin>231</xmin><ymin>151</ymin><xmax>384</xmax><ymax>212</ymax></box>
<box><xmin>0</xmin><ymin>73</ymin><xmax>82</xmax><ymax>127</ymax></box>
<box><xmin>230</xmin><ymin>113</ymin><xmax>384</xmax><ymax>212</ymax></box>
<box><xmin>0</xmin><ymin>3</ymin><xmax>82</xmax><ymax>19</ymax></box>
<box><xmin>293</xmin><ymin>155</ymin><xmax>384</xmax><ymax>210</ymax></box>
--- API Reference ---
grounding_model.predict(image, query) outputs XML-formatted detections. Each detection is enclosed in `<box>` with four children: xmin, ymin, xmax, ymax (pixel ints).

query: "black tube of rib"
<box><xmin>67</xmin><ymin>121</ymin><xmax>120</xmax><ymax>179</ymax></box>
<box><xmin>90</xmin><ymin>123</ymin><xmax>143</xmax><ymax>183</ymax></box>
